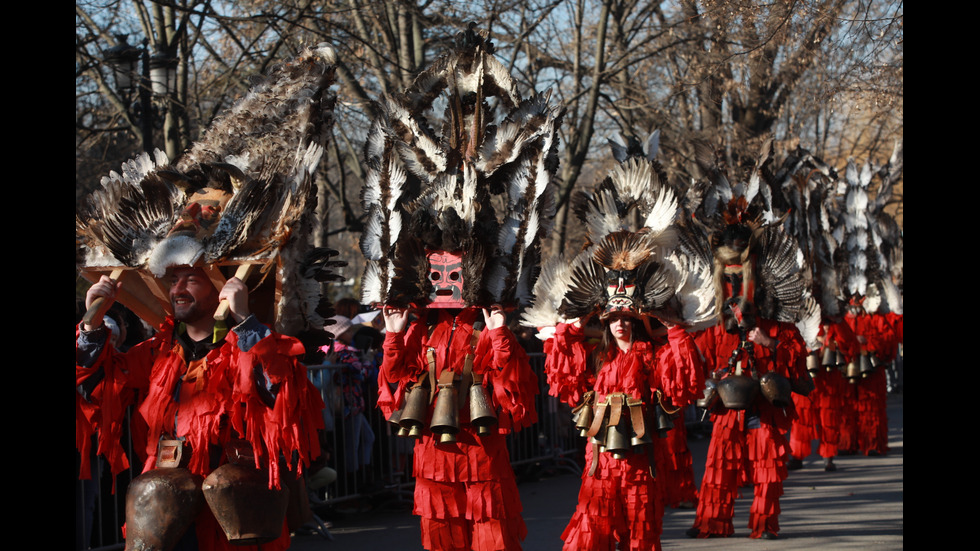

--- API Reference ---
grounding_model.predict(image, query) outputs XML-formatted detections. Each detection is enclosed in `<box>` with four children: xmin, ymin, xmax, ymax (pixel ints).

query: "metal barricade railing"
<box><xmin>76</xmin><ymin>351</ymin><xmax>585</xmax><ymax>550</ymax></box>
<box><xmin>305</xmin><ymin>352</ymin><xmax>584</xmax><ymax>510</ymax></box>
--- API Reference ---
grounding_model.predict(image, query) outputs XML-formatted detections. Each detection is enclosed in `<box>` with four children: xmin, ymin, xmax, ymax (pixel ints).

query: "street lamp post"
<box><xmin>103</xmin><ymin>34</ymin><xmax>177</xmax><ymax>154</ymax></box>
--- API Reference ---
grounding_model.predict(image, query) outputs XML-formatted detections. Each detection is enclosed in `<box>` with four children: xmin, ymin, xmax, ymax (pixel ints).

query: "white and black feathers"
<box><xmin>831</xmin><ymin>140</ymin><xmax>903</xmax><ymax>315</ymax></box>
<box><xmin>522</xmin><ymin>131</ymin><xmax>714</xmax><ymax>330</ymax></box>
<box><xmin>77</xmin><ymin>44</ymin><xmax>342</xmax><ymax>335</ymax></box>
<box><xmin>677</xmin><ymin>138</ymin><xmax>810</xmax><ymax>332</ymax></box>
<box><xmin>359</xmin><ymin>24</ymin><xmax>563</xmax><ymax>309</ymax></box>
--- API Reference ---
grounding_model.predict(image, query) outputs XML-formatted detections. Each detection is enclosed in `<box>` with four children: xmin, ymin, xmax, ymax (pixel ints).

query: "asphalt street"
<box><xmin>289</xmin><ymin>393</ymin><xmax>903</xmax><ymax>550</ymax></box>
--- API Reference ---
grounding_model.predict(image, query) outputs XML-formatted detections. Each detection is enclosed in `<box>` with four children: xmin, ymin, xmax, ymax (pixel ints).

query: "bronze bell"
<box><xmin>202</xmin><ymin>462</ymin><xmax>290</xmax><ymax>546</ymax></box>
<box><xmin>631</xmin><ymin>430</ymin><xmax>653</xmax><ymax>448</ymax></box>
<box><xmin>468</xmin><ymin>383</ymin><xmax>498</xmax><ymax>436</ymax></box>
<box><xmin>821</xmin><ymin>347</ymin><xmax>835</xmax><ymax>367</ymax></box>
<box><xmin>604</xmin><ymin>419</ymin><xmax>631</xmax><ymax>459</ymax></box>
<box><xmin>398</xmin><ymin>385</ymin><xmax>429</xmax><ymax>439</ymax></box>
<box><xmin>808</xmin><ymin>352</ymin><xmax>821</xmax><ymax>376</ymax></box>
<box><xmin>572</xmin><ymin>403</ymin><xmax>594</xmax><ymax>437</ymax></box>
<box><xmin>760</xmin><ymin>371</ymin><xmax>793</xmax><ymax>408</ymax></box>
<box><xmin>125</xmin><ymin>468</ymin><xmax>204</xmax><ymax>551</ymax></box>
<box><xmin>859</xmin><ymin>353</ymin><xmax>873</xmax><ymax>377</ymax></box>
<box><xmin>696</xmin><ymin>378</ymin><xmax>719</xmax><ymax>411</ymax></box>
<box><xmin>430</xmin><ymin>383</ymin><xmax>460</xmax><ymax>444</ymax></box>
<box><xmin>845</xmin><ymin>359</ymin><xmax>861</xmax><ymax>382</ymax></box>
<box><xmin>833</xmin><ymin>350</ymin><xmax>846</xmax><ymax>370</ymax></box>
<box><xmin>654</xmin><ymin>402</ymin><xmax>674</xmax><ymax>436</ymax></box>
<box><xmin>716</xmin><ymin>373</ymin><xmax>759</xmax><ymax>410</ymax></box>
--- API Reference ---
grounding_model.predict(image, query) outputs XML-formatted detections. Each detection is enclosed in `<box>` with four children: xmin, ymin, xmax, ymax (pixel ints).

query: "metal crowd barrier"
<box><xmin>76</xmin><ymin>352</ymin><xmax>585</xmax><ymax>551</ymax></box>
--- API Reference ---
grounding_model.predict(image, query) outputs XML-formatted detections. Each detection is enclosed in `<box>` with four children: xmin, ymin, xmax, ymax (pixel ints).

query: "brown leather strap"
<box><xmin>627</xmin><ymin>397</ymin><xmax>646</xmax><ymax>440</ymax></box>
<box><xmin>588</xmin><ymin>441</ymin><xmax>600</xmax><ymax>477</ymax></box>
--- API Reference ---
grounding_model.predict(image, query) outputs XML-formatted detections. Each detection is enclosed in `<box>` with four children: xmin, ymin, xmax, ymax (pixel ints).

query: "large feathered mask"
<box><xmin>522</xmin><ymin>131</ymin><xmax>715</xmax><ymax>332</ymax></box>
<box><xmin>682</xmin><ymin>138</ymin><xmax>809</xmax><ymax>334</ymax></box>
<box><xmin>359</xmin><ymin>24</ymin><xmax>564</xmax><ymax>310</ymax></box>
<box><xmin>76</xmin><ymin>44</ymin><xmax>344</xmax><ymax>335</ymax></box>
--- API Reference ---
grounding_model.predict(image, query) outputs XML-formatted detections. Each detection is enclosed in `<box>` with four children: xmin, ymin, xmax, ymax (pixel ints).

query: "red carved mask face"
<box><xmin>427</xmin><ymin>250</ymin><xmax>464</xmax><ymax>308</ymax></box>
<box><xmin>168</xmin><ymin>187</ymin><xmax>232</xmax><ymax>240</ymax></box>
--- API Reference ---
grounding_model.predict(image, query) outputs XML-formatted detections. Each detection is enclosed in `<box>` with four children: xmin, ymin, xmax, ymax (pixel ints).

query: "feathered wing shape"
<box><xmin>525</xmin><ymin>131</ymin><xmax>714</xmax><ymax>329</ymax></box>
<box><xmin>754</xmin><ymin>225</ymin><xmax>809</xmax><ymax>323</ymax></box>
<box><xmin>77</xmin><ymin>44</ymin><xmax>341</xmax><ymax>335</ymax></box>
<box><xmin>358</xmin><ymin>24</ymin><xmax>562</xmax><ymax>309</ymax></box>
<box><xmin>795</xmin><ymin>294</ymin><xmax>823</xmax><ymax>351</ymax></box>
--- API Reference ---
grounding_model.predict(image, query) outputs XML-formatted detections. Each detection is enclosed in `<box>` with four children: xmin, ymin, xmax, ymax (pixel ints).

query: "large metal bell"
<box><xmin>760</xmin><ymin>371</ymin><xmax>793</xmax><ymax>407</ymax></box>
<box><xmin>604</xmin><ymin>420</ymin><xmax>631</xmax><ymax>459</ymax></box>
<box><xmin>202</xmin><ymin>462</ymin><xmax>290</xmax><ymax>545</ymax></box>
<box><xmin>398</xmin><ymin>384</ymin><xmax>429</xmax><ymax>439</ymax></box>
<box><xmin>654</xmin><ymin>402</ymin><xmax>674</xmax><ymax>436</ymax></box>
<box><xmin>468</xmin><ymin>383</ymin><xmax>497</xmax><ymax>436</ymax></box>
<box><xmin>124</xmin><ymin>468</ymin><xmax>204</xmax><ymax>551</ymax></box>
<box><xmin>716</xmin><ymin>374</ymin><xmax>759</xmax><ymax>410</ymax></box>
<box><xmin>430</xmin><ymin>384</ymin><xmax>460</xmax><ymax>444</ymax></box>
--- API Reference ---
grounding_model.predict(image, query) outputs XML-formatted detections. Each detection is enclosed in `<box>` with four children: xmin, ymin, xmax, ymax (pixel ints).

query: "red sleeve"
<box><xmin>376</xmin><ymin>324</ymin><xmax>425</xmax><ymax>419</ymax></box>
<box><xmin>543</xmin><ymin>323</ymin><xmax>595</xmax><ymax>406</ymax></box>
<box><xmin>478</xmin><ymin>327</ymin><xmax>539</xmax><ymax>432</ymax></box>
<box><xmin>75</xmin><ymin>328</ymin><xmax>157</xmax><ymax>481</ymax></box>
<box><xmin>654</xmin><ymin>326</ymin><xmax>705</xmax><ymax>408</ymax></box>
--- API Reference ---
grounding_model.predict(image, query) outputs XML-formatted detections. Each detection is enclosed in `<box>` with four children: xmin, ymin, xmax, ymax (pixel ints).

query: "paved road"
<box><xmin>290</xmin><ymin>394</ymin><xmax>903</xmax><ymax>550</ymax></box>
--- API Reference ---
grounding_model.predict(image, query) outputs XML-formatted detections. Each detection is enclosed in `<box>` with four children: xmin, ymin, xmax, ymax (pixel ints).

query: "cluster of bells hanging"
<box><xmin>807</xmin><ymin>347</ymin><xmax>878</xmax><ymax>383</ymax></box>
<box><xmin>569</xmin><ymin>392</ymin><xmax>677</xmax><ymax>459</ymax></box>
<box><xmin>387</xmin><ymin>368</ymin><xmax>498</xmax><ymax>444</ymax></box>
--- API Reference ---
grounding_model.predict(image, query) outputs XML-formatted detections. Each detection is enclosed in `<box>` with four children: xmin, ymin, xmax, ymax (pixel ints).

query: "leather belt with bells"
<box><xmin>586</xmin><ymin>393</ymin><xmax>646</xmax><ymax>476</ymax></box>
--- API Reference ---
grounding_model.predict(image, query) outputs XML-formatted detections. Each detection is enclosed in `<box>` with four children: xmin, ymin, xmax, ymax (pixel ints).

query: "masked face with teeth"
<box><xmin>426</xmin><ymin>250</ymin><xmax>465</xmax><ymax>308</ymax></box>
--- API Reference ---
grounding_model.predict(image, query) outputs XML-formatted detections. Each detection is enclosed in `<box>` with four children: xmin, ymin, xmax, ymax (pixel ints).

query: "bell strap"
<box><xmin>627</xmin><ymin>396</ymin><xmax>646</xmax><ymax>441</ymax></box>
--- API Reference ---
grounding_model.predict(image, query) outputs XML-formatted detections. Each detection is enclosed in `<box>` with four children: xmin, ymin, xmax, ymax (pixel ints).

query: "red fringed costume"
<box><xmin>377</xmin><ymin>308</ymin><xmax>538</xmax><ymax>551</ymax></box>
<box><xmin>841</xmin><ymin>311</ymin><xmax>894</xmax><ymax>455</ymax></box>
<box><xmin>690</xmin><ymin>319</ymin><xmax>808</xmax><ymax>539</ymax></box>
<box><xmin>543</xmin><ymin>322</ymin><xmax>703</xmax><ymax>551</ymax></box>
<box><xmin>76</xmin><ymin>317</ymin><xmax>324</xmax><ymax>551</ymax></box>
<box><xmin>789</xmin><ymin>320</ymin><xmax>859</xmax><ymax>462</ymax></box>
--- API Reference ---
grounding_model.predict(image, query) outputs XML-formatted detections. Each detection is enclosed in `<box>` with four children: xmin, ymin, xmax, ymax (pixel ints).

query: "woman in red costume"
<box><xmin>788</xmin><ymin>317</ymin><xmax>859</xmax><ymax>471</ymax></box>
<box><xmin>378</xmin><ymin>305</ymin><xmax>538</xmax><ymax>551</ymax></box>
<box><xmin>687</xmin><ymin>319</ymin><xmax>808</xmax><ymax>540</ymax></box>
<box><xmin>544</xmin><ymin>310</ymin><xmax>703</xmax><ymax>551</ymax></box>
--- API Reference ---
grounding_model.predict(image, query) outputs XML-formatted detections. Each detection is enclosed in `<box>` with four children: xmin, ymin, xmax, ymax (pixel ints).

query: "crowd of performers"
<box><xmin>76</xmin><ymin>25</ymin><xmax>902</xmax><ymax>551</ymax></box>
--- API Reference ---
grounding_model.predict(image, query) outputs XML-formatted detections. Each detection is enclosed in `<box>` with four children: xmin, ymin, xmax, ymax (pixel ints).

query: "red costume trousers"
<box><xmin>693</xmin><ymin>409</ymin><xmax>789</xmax><ymax>538</ymax></box>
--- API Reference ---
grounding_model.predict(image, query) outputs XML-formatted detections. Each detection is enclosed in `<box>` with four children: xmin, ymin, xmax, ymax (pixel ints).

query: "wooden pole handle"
<box><xmin>214</xmin><ymin>264</ymin><xmax>255</xmax><ymax>322</ymax></box>
<box><xmin>82</xmin><ymin>268</ymin><xmax>125</xmax><ymax>326</ymax></box>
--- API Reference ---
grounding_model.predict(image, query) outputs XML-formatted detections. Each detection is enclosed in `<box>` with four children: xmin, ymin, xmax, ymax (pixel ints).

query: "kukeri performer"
<box><xmin>75</xmin><ymin>45</ymin><xmax>343</xmax><ymax>551</ymax></box>
<box><xmin>787</xmin><ymin>313</ymin><xmax>859</xmax><ymax>471</ymax></box>
<box><xmin>522</xmin><ymin>132</ymin><xmax>714</xmax><ymax>550</ymax></box>
<box><xmin>680</xmin><ymin>140</ymin><xmax>813</xmax><ymax>540</ymax></box>
<box><xmin>356</xmin><ymin>25</ymin><xmax>561</xmax><ymax>551</ymax></box>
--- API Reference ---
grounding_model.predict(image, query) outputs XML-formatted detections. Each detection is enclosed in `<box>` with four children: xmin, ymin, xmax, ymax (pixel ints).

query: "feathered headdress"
<box><xmin>359</xmin><ymin>23</ymin><xmax>563</xmax><ymax>310</ymax></box>
<box><xmin>76</xmin><ymin>44</ymin><xmax>344</xmax><ymax>336</ymax></box>
<box><xmin>831</xmin><ymin>140</ymin><xmax>903</xmax><ymax>315</ymax></box>
<box><xmin>680</xmin><ymin>138</ymin><xmax>810</xmax><ymax>333</ymax></box>
<box><xmin>521</xmin><ymin>131</ymin><xmax>715</xmax><ymax>332</ymax></box>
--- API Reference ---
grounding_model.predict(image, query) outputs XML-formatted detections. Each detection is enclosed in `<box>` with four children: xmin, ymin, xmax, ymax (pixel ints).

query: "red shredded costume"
<box><xmin>75</xmin><ymin>317</ymin><xmax>324</xmax><ymax>551</ymax></box>
<box><xmin>690</xmin><ymin>319</ymin><xmax>808</xmax><ymax>539</ymax></box>
<box><xmin>789</xmin><ymin>320</ymin><xmax>859</xmax><ymax>462</ymax></box>
<box><xmin>543</xmin><ymin>323</ymin><xmax>703</xmax><ymax>551</ymax></box>
<box><xmin>841</xmin><ymin>312</ymin><xmax>894</xmax><ymax>455</ymax></box>
<box><xmin>376</xmin><ymin>308</ymin><xmax>538</xmax><ymax>551</ymax></box>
